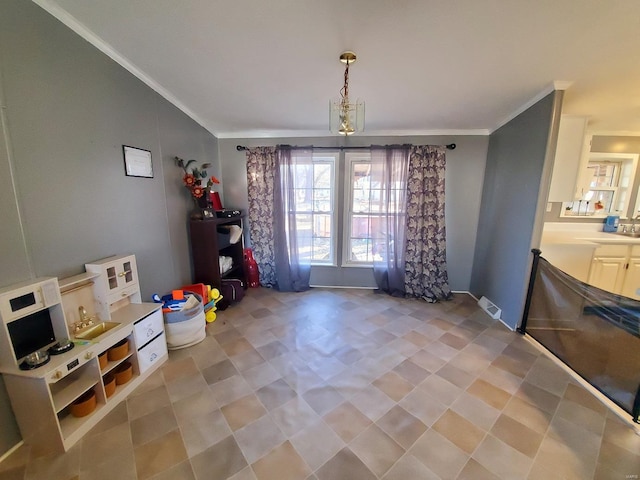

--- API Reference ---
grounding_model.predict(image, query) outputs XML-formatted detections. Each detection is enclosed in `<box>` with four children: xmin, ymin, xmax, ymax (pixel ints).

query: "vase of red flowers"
<box><xmin>175</xmin><ymin>156</ymin><xmax>221</xmax><ymax>220</ymax></box>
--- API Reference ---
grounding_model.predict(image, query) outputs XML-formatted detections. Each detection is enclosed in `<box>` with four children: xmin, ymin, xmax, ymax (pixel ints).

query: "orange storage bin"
<box><xmin>70</xmin><ymin>390</ymin><xmax>97</xmax><ymax>417</ymax></box>
<box><xmin>114</xmin><ymin>361</ymin><xmax>133</xmax><ymax>385</ymax></box>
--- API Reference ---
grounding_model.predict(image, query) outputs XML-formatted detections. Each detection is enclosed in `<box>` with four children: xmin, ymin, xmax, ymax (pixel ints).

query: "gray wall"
<box><xmin>0</xmin><ymin>0</ymin><xmax>218</xmax><ymax>455</ymax></box>
<box><xmin>219</xmin><ymin>135</ymin><xmax>489</xmax><ymax>291</ymax></box>
<box><xmin>470</xmin><ymin>92</ymin><xmax>561</xmax><ymax>329</ymax></box>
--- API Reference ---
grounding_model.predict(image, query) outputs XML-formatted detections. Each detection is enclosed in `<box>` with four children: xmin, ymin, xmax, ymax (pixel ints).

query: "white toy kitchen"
<box><xmin>0</xmin><ymin>254</ymin><xmax>167</xmax><ymax>453</ymax></box>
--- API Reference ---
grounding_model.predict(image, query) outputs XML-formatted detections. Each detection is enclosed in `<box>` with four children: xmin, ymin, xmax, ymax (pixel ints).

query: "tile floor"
<box><xmin>0</xmin><ymin>287</ymin><xmax>639</xmax><ymax>480</ymax></box>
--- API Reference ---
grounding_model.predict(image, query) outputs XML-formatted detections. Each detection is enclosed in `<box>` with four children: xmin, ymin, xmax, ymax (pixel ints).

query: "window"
<box><xmin>291</xmin><ymin>153</ymin><xmax>337</xmax><ymax>264</ymax></box>
<box><xmin>345</xmin><ymin>152</ymin><xmax>402</xmax><ymax>265</ymax></box>
<box><xmin>562</xmin><ymin>153</ymin><xmax>639</xmax><ymax>218</ymax></box>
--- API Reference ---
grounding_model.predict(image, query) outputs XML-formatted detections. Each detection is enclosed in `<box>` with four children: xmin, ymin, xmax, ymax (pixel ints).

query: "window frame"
<box><xmin>292</xmin><ymin>152</ymin><xmax>338</xmax><ymax>266</ymax></box>
<box><xmin>343</xmin><ymin>151</ymin><xmax>381</xmax><ymax>267</ymax></box>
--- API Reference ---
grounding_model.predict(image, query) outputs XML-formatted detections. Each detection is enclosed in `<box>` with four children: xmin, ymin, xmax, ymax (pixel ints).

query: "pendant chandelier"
<box><xmin>329</xmin><ymin>51</ymin><xmax>365</xmax><ymax>135</ymax></box>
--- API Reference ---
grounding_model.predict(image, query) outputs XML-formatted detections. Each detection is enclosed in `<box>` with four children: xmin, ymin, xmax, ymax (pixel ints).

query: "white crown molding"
<box><xmin>31</xmin><ymin>0</ymin><xmax>214</xmax><ymax>135</ymax></box>
<box><xmin>491</xmin><ymin>81</ymin><xmax>574</xmax><ymax>133</ymax></box>
<box><xmin>216</xmin><ymin>128</ymin><xmax>490</xmax><ymax>139</ymax></box>
<box><xmin>587</xmin><ymin>130</ymin><xmax>640</xmax><ymax>137</ymax></box>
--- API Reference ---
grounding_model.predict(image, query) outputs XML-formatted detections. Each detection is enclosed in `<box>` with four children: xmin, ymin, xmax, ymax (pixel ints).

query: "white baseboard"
<box><xmin>0</xmin><ymin>441</ymin><xmax>23</xmax><ymax>464</ymax></box>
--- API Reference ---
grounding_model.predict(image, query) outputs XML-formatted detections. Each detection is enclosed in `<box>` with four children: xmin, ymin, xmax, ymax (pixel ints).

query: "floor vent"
<box><xmin>478</xmin><ymin>296</ymin><xmax>502</xmax><ymax>320</ymax></box>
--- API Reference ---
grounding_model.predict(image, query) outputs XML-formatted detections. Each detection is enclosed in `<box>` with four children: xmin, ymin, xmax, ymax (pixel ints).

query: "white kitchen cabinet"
<box><xmin>85</xmin><ymin>254</ymin><xmax>142</xmax><ymax>320</ymax></box>
<box><xmin>589</xmin><ymin>256</ymin><xmax>627</xmax><ymax>293</ymax></box>
<box><xmin>620</xmin><ymin>258</ymin><xmax>640</xmax><ymax>299</ymax></box>
<box><xmin>548</xmin><ymin>115</ymin><xmax>590</xmax><ymax>202</ymax></box>
<box><xmin>588</xmin><ymin>244</ymin><xmax>640</xmax><ymax>300</ymax></box>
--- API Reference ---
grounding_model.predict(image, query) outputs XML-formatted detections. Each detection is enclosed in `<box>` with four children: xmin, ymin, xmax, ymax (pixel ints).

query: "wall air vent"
<box><xmin>478</xmin><ymin>296</ymin><xmax>502</xmax><ymax>320</ymax></box>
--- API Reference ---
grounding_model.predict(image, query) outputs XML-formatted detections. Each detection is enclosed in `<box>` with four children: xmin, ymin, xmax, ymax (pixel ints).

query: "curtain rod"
<box><xmin>236</xmin><ymin>143</ymin><xmax>456</xmax><ymax>152</ymax></box>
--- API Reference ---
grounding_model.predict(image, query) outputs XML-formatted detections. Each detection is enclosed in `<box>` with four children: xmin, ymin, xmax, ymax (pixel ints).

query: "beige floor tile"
<box><xmin>165</xmin><ymin>372</ymin><xmax>210</xmax><ymax>403</ymax></box>
<box><xmin>402</xmin><ymin>331</ymin><xmax>431</xmax><ymax>348</ymax></box>
<box><xmin>398</xmin><ymin>388</ymin><xmax>448</xmax><ymax>427</ymax></box>
<box><xmin>161</xmin><ymin>356</ymin><xmax>199</xmax><ymax>384</ymax></box>
<box><xmin>534</xmin><ymin>435</ymin><xmax>597</xmax><ymax>479</ymax></box>
<box><xmin>131</xmin><ymin>405</ymin><xmax>178</xmax><ymax>447</ymax></box>
<box><xmin>230</xmin><ymin>348</ymin><xmax>266</xmax><ymax>372</ymax></box>
<box><xmin>472</xmin><ymin>434</ymin><xmax>533</xmax><ymax>479</ymax></box>
<box><xmin>127</xmin><ymin>384</ymin><xmax>172</xmax><ymax>421</ymax></box>
<box><xmin>448</xmin><ymin>350</ymin><xmax>492</xmax><ymax>376</ymax></box>
<box><xmin>234</xmin><ymin>415</ymin><xmax>287</xmax><ymax>464</ymax></box>
<box><xmin>555</xmin><ymin>398</ymin><xmax>607</xmax><ymax>435</ymax></box>
<box><xmin>79</xmin><ymin>450</ymin><xmax>137</xmax><ymax>480</ymax></box>
<box><xmin>349</xmin><ymin>424</ymin><xmax>405</xmax><ymax>477</ymax></box>
<box><xmin>436</xmin><ymin>363</ymin><xmax>476</xmax><ymax>389</ymax></box>
<box><xmin>392</xmin><ymin>359</ymin><xmax>430</xmax><ymax>385</ymax></box>
<box><xmin>147</xmin><ymin>461</ymin><xmax>195</xmax><ymax>480</ymax></box>
<box><xmin>323</xmin><ymin>401</ymin><xmax>372</xmax><ymax>442</ymax></box>
<box><xmin>251</xmin><ymin>441</ymin><xmax>311</xmax><ymax>480</ymax></box>
<box><xmin>596</xmin><ymin>438</ymin><xmax>640</xmax><ymax>477</ymax></box>
<box><xmin>438</xmin><ymin>331</ymin><xmax>469</xmax><ymax>350</ymax></box>
<box><xmin>450</xmin><ymin>391</ymin><xmax>501</xmax><ymax>431</ymax></box>
<box><xmin>372</xmin><ymin>371</ymin><xmax>414</xmax><ymax>402</ymax></box>
<box><xmin>180</xmin><ymin>408</ymin><xmax>232</xmax><ymax>457</ymax></box>
<box><xmin>301</xmin><ymin>384</ymin><xmax>344</xmax><ymax>416</ymax></box>
<box><xmin>315</xmin><ymin>447</ymin><xmax>376</xmax><ymax>480</ymax></box>
<box><xmin>221</xmin><ymin>394</ymin><xmax>268</xmax><ymax>431</ymax></box>
<box><xmin>202</xmin><ymin>359</ymin><xmax>239</xmax><ymax>385</ymax></box>
<box><xmin>409</xmin><ymin>429</ymin><xmax>469</xmax><ymax>479</ymax></box>
<box><xmin>242</xmin><ymin>362</ymin><xmax>282</xmax><ymax>390</ymax></box>
<box><xmin>209</xmin><ymin>374</ymin><xmax>253</xmax><ymax>407</ymax></box>
<box><xmin>256</xmin><ymin>340</ymin><xmax>289</xmax><ymax>360</ymax></box>
<box><xmin>602</xmin><ymin>416</ymin><xmax>640</xmax><ymax>455</ymax></box>
<box><xmin>228</xmin><ymin>466</ymin><xmax>258</xmax><ymax>480</ymax></box>
<box><xmin>502</xmin><ymin>395</ymin><xmax>552</xmax><ymax>435</ymax></box>
<box><xmin>380</xmin><ymin>454</ymin><xmax>440</xmax><ymax>480</ymax></box>
<box><xmin>81</xmin><ymin>422</ymin><xmax>133</xmax><ymax>470</ymax></box>
<box><xmin>457</xmin><ymin>458</ymin><xmax>500</xmax><ymax>480</ymax></box>
<box><xmin>133</xmin><ymin>429</ymin><xmax>188</xmax><ymax>480</ymax></box>
<box><xmin>270</xmin><ymin>397</ymin><xmax>320</xmax><ymax>437</ymax></box>
<box><xmin>408</xmin><ymin>349</ymin><xmax>446</xmax><ymax>373</ymax></box>
<box><xmin>419</xmin><ymin>373</ymin><xmax>463</xmax><ymax>406</ymax></box>
<box><xmin>172</xmin><ymin>387</ymin><xmax>218</xmax><ymax>424</ymax></box>
<box><xmin>490</xmin><ymin>413</ymin><xmax>543</xmax><ymax>458</ymax></box>
<box><xmin>376</xmin><ymin>403</ymin><xmax>428</xmax><ymax>451</ymax></box>
<box><xmin>255</xmin><ymin>378</ymin><xmax>297</xmax><ymax>411</ymax></box>
<box><xmin>514</xmin><ymin>380</ymin><xmax>561</xmax><ymax>414</ymax></box>
<box><xmin>290</xmin><ymin>420</ymin><xmax>344</xmax><ymax>470</ymax></box>
<box><xmin>24</xmin><ymin>446</ymin><xmax>81</xmax><ymax>480</ymax></box>
<box><xmin>467</xmin><ymin>378</ymin><xmax>512</xmax><ymax>410</ymax></box>
<box><xmin>432</xmin><ymin>409</ymin><xmax>486</xmax><ymax>454</ymax></box>
<box><xmin>350</xmin><ymin>384</ymin><xmax>396</xmax><ymax>422</ymax></box>
<box><xmin>190</xmin><ymin>435</ymin><xmax>248</xmax><ymax>480</ymax></box>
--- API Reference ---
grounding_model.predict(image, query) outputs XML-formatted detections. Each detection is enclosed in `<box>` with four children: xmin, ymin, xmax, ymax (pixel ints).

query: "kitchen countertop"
<box><xmin>542</xmin><ymin>223</ymin><xmax>640</xmax><ymax>246</ymax></box>
<box><xmin>0</xmin><ymin>302</ymin><xmax>160</xmax><ymax>378</ymax></box>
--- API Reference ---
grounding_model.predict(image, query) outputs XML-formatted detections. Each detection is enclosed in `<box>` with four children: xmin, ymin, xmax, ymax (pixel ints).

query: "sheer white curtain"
<box><xmin>370</xmin><ymin>145</ymin><xmax>411</xmax><ymax>296</ymax></box>
<box><xmin>273</xmin><ymin>146</ymin><xmax>312</xmax><ymax>291</ymax></box>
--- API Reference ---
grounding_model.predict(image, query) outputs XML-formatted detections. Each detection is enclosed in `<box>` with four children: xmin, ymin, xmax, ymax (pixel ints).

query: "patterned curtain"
<box><xmin>245</xmin><ymin>147</ymin><xmax>277</xmax><ymax>287</ymax></box>
<box><xmin>405</xmin><ymin>145</ymin><xmax>451</xmax><ymax>302</ymax></box>
<box><xmin>245</xmin><ymin>146</ymin><xmax>311</xmax><ymax>292</ymax></box>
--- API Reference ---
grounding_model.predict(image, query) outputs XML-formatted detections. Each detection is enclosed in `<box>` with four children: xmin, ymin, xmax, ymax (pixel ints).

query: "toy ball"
<box><xmin>205</xmin><ymin>310</ymin><xmax>217</xmax><ymax>323</ymax></box>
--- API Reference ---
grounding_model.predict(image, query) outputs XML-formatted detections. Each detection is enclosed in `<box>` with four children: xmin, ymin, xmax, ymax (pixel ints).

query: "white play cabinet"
<box><xmin>0</xmin><ymin>254</ymin><xmax>167</xmax><ymax>453</ymax></box>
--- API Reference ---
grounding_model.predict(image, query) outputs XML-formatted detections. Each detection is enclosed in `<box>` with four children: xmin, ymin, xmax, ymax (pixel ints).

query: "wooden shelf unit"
<box><xmin>189</xmin><ymin>216</ymin><xmax>247</xmax><ymax>290</ymax></box>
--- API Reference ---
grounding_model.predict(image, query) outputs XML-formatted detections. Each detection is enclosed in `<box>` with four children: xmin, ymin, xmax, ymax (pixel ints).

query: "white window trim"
<box><xmin>343</xmin><ymin>152</ymin><xmax>376</xmax><ymax>267</ymax></box>
<box><xmin>307</xmin><ymin>152</ymin><xmax>339</xmax><ymax>266</ymax></box>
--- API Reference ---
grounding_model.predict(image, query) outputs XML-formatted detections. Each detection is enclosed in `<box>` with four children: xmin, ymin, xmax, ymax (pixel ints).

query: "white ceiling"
<box><xmin>34</xmin><ymin>0</ymin><xmax>640</xmax><ymax>138</ymax></box>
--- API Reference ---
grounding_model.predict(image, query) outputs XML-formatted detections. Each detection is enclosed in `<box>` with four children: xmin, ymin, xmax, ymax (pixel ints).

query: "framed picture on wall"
<box><xmin>123</xmin><ymin>145</ymin><xmax>153</xmax><ymax>178</ymax></box>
